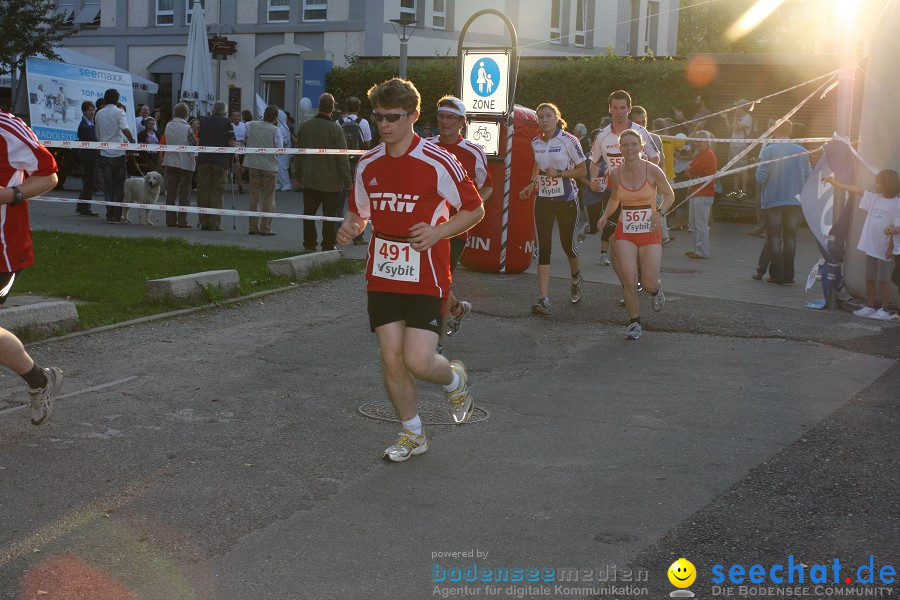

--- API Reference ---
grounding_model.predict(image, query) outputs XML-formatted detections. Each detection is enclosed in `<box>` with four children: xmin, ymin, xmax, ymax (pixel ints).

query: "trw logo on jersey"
<box><xmin>371</xmin><ymin>192</ymin><xmax>419</xmax><ymax>213</ymax></box>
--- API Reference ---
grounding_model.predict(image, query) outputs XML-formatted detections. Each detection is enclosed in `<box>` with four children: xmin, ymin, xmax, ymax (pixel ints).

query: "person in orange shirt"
<box><xmin>683</xmin><ymin>130</ymin><xmax>717</xmax><ymax>259</ymax></box>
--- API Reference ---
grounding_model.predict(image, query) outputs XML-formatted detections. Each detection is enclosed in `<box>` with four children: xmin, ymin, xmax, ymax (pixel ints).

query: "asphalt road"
<box><xmin>0</xmin><ymin>263</ymin><xmax>897</xmax><ymax>600</ymax></box>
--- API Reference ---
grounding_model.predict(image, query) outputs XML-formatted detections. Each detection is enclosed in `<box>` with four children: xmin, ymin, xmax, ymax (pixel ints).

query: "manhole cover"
<box><xmin>359</xmin><ymin>400</ymin><xmax>490</xmax><ymax>425</ymax></box>
<box><xmin>660</xmin><ymin>267</ymin><xmax>698</xmax><ymax>274</ymax></box>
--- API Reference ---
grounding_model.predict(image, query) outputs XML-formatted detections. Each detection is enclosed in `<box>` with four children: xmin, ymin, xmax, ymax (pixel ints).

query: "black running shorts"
<box><xmin>368</xmin><ymin>291</ymin><xmax>445</xmax><ymax>334</ymax></box>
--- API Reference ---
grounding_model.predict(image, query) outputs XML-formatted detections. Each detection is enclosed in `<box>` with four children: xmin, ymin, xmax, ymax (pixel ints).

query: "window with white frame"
<box><xmin>400</xmin><ymin>0</ymin><xmax>416</xmax><ymax>21</ymax></box>
<box><xmin>185</xmin><ymin>0</ymin><xmax>206</xmax><ymax>25</ymax></box>
<box><xmin>575</xmin><ymin>0</ymin><xmax>594</xmax><ymax>47</ymax></box>
<box><xmin>645</xmin><ymin>0</ymin><xmax>659</xmax><ymax>54</ymax></box>
<box><xmin>156</xmin><ymin>0</ymin><xmax>174</xmax><ymax>26</ymax></box>
<box><xmin>550</xmin><ymin>0</ymin><xmax>562</xmax><ymax>44</ymax></box>
<box><xmin>432</xmin><ymin>0</ymin><xmax>446</xmax><ymax>29</ymax></box>
<box><xmin>302</xmin><ymin>0</ymin><xmax>327</xmax><ymax>22</ymax></box>
<box><xmin>268</xmin><ymin>0</ymin><xmax>290</xmax><ymax>22</ymax></box>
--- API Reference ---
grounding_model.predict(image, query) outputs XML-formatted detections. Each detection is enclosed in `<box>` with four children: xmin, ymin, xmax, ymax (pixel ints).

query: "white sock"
<box><xmin>402</xmin><ymin>415</ymin><xmax>423</xmax><ymax>436</ymax></box>
<box><xmin>443</xmin><ymin>371</ymin><xmax>461</xmax><ymax>392</ymax></box>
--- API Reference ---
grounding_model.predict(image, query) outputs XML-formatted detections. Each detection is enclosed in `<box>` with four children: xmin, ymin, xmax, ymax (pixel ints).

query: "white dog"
<box><xmin>123</xmin><ymin>171</ymin><xmax>163</xmax><ymax>225</ymax></box>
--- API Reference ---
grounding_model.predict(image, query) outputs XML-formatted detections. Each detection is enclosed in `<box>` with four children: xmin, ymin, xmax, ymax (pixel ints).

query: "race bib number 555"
<box><xmin>622</xmin><ymin>208</ymin><xmax>653</xmax><ymax>234</ymax></box>
<box><xmin>538</xmin><ymin>175</ymin><xmax>564</xmax><ymax>197</ymax></box>
<box><xmin>373</xmin><ymin>238</ymin><xmax>420</xmax><ymax>282</ymax></box>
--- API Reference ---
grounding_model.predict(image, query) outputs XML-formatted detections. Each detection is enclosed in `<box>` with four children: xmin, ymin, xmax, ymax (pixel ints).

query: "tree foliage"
<box><xmin>677</xmin><ymin>0</ymin><xmax>826</xmax><ymax>55</ymax></box>
<box><xmin>327</xmin><ymin>55</ymin><xmax>694</xmax><ymax>132</ymax></box>
<box><xmin>0</xmin><ymin>0</ymin><xmax>76</xmax><ymax>76</ymax></box>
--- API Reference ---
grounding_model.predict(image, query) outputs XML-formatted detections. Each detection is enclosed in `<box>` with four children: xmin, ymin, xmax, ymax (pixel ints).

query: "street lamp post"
<box><xmin>390</xmin><ymin>18</ymin><xmax>419</xmax><ymax>79</ymax></box>
<box><xmin>209</xmin><ymin>23</ymin><xmax>236</xmax><ymax>101</ymax></box>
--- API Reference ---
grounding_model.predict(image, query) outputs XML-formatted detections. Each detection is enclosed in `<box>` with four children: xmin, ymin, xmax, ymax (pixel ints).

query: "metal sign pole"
<box><xmin>457</xmin><ymin>10</ymin><xmax>518</xmax><ymax>272</ymax></box>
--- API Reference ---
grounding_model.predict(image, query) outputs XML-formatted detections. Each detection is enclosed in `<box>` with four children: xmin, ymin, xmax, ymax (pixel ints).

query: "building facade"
<box><xmin>53</xmin><ymin>0</ymin><xmax>680</xmax><ymax>118</ymax></box>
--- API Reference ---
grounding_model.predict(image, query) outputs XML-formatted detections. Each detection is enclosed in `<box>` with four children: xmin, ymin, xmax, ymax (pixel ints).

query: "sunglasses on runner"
<box><xmin>371</xmin><ymin>111</ymin><xmax>407</xmax><ymax>123</ymax></box>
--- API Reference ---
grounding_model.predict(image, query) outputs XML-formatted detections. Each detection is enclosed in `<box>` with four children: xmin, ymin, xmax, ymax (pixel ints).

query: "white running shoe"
<box><xmin>446</xmin><ymin>361</ymin><xmax>474</xmax><ymax>424</ymax></box>
<box><xmin>29</xmin><ymin>367</ymin><xmax>63</xmax><ymax>426</ymax></box>
<box><xmin>625</xmin><ymin>321</ymin><xmax>643</xmax><ymax>340</ymax></box>
<box><xmin>652</xmin><ymin>288</ymin><xmax>666</xmax><ymax>312</ymax></box>
<box><xmin>383</xmin><ymin>429</ymin><xmax>428</xmax><ymax>462</ymax></box>
<box><xmin>531</xmin><ymin>297</ymin><xmax>551</xmax><ymax>316</ymax></box>
<box><xmin>853</xmin><ymin>306</ymin><xmax>877</xmax><ymax>318</ymax></box>
<box><xmin>870</xmin><ymin>308</ymin><xmax>892</xmax><ymax>320</ymax></box>
<box><xmin>576</xmin><ymin>223</ymin><xmax>589</xmax><ymax>243</ymax></box>
<box><xmin>598</xmin><ymin>252</ymin><xmax>611</xmax><ymax>266</ymax></box>
<box><xmin>446</xmin><ymin>301</ymin><xmax>473</xmax><ymax>337</ymax></box>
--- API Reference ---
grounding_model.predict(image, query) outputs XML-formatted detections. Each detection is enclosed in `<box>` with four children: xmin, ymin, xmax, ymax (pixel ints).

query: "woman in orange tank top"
<box><xmin>598</xmin><ymin>129</ymin><xmax>674</xmax><ymax>340</ymax></box>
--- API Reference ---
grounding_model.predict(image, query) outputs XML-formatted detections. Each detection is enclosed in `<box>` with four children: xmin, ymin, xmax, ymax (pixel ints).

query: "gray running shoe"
<box><xmin>383</xmin><ymin>429</ymin><xmax>428</xmax><ymax>462</ymax></box>
<box><xmin>576</xmin><ymin>223</ymin><xmax>589</xmax><ymax>243</ymax></box>
<box><xmin>446</xmin><ymin>301</ymin><xmax>472</xmax><ymax>337</ymax></box>
<box><xmin>598</xmin><ymin>252</ymin><xmax>611</xmax><ymax>266</ymax></box>
<box><xmin>446</xmin><ymin>360</ymin><xmax>474</xmax><ymax>424</ymax></box>
<box><xmin>625</xmin><ymin>321</ymin><xmax>643</xmax><ymax>340</ymax></box>
<box><xmin>436</xmin><ymin>343</ymin><xmax>444</xmax><ymax>356</ymax></box>
<box><xmin>531</xmin><ymin>297</ymin><xmax>551</xmax><ymax>316</ymax></box>
<box><xmin>652</xmin><ymin>287</ymin><xmax>666</xmax><ymax>312</ymax></box>
<box><xmin>570</xmin><ymin>274</ymin><xmax>583</xmax><ymax>304</ymax></box>
<box><xmin>29</xmin><ymin>367</ymin><xmax>63</xmax><ymax>426</ymax></box>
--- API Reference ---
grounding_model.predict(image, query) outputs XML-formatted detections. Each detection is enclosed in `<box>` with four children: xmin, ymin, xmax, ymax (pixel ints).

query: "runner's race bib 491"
<box><xmin>373</xmin><ymin>237</ymin><xmax>420</xmax><ymax>282</ymax></box>
<box><xmin>622</xmin><ymin>208</ymin><xmax>653</xmax><ymax>234</ymax></box>
<box><xmin>538</xmin><ymin>175</ymin><xmax>564</xmax><ymax>197</ymax></box>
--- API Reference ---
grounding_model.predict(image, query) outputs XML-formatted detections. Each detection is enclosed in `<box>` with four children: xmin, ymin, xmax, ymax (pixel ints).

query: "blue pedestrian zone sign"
<box><xmin>461</xmin><ymin>51</ymin><xmax>510</xmax><ymax>116</ymax></box>
<box><xmin>470</xmin><ymin>58</ymin><xmax>501</xmax><ymax>98</ymax></box>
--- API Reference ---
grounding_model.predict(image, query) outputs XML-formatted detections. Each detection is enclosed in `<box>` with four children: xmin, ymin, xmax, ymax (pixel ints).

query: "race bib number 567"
<box><xmin>622</xmin><ymin>208</ymin><xmax>653</xmax><ymax>234</ymax></box>
<box><xmin>373</xmin><ymin>238</ymin><xmax>420</xmax><ymax>282</ymax></box>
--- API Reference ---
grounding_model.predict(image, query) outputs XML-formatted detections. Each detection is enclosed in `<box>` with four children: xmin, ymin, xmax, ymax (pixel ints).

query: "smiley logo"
<box><xmin>668</xmin><ymin>558</ymin><xmax>697</xmax><ymax>588</ymax></box>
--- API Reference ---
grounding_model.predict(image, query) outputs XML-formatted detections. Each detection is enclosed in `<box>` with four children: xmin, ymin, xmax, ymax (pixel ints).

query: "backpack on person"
<box><xmin>339</xmin><ymin>115</ymin><xmax>363</xmax><ymax>150</ymax></box>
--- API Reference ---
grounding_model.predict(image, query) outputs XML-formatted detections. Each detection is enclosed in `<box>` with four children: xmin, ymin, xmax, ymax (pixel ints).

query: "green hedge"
<box><xmin>326</xmin><ymin>55</ymin><xmax>695</xmax><ymax>132</ymax></box>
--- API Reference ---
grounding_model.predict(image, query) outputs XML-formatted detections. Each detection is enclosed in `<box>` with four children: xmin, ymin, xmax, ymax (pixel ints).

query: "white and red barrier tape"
<box><xmin>41</xmin><ymin>140</ymin><xmax>367</xmax><ymax>156</ymax></box>
<box><xmin>30</xmin><ymin>196</ymin><xmax>344</xmax><ymax>222</ymax></box>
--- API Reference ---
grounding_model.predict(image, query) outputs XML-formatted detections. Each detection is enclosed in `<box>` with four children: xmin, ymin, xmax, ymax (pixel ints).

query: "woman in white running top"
<box><xmin>519</xmin><ymin>103</ymin><xmax>586</xmax><ymax>316</ymax></box>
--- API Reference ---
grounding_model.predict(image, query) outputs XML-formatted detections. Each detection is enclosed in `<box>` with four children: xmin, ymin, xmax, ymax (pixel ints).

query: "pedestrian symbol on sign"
<box><xmin>470</xmin><ymin>58</ymin><xmax>501</xmax><ymax>98</ymax></box>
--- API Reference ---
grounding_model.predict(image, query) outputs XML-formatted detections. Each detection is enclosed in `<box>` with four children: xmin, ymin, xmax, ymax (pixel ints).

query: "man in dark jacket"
<box><xmin>75</xmin><ymin>101</ymin><xmax>99</xmax><ymax>216</ymax></box>
<box><xmin>292</xmin><ymin>93</ymin><xmax>351</xmax><ymax>251</ymax></box>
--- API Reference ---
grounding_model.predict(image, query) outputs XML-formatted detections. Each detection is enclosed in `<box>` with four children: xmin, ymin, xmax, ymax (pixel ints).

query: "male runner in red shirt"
<box><xmin>428</xmin><ymin>95</ymin><xmax>493</xmax><ymax>350</ymax></box>
<box><xmin>336</xmin><ymin>79</ymin><xmax>485</xmax><ymax>462</ymax></box>
<box><xmin>0</xmin><ymin>109</ymin><xmax>65</xmax><ymax>425</ymax></box>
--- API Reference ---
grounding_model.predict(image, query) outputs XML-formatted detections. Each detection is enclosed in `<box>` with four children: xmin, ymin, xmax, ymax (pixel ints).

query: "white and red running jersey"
<box><xmin>589</xmin><ymin>121</ymin><xmax>659</xmax><ymax>188</ymax></box>
<box><xmin>428</xmin><ymin>134</ymin><xmax>493</xmax><ymax>190</ymax></box>
<box><xmin>0</xmin><ymin>110</ymin><xmax>57</xmax><ymax>273</ymax></box>
<box><xmin>350</xmin><ymin>135</ymin><xmax>483</xmax><ymax>298</ymax></box>
<box><xmin>428</xmin><ymin>134</ymin><xmax>493</xmax><ymax>242</ymax></box>
<box><xmin>530</xmin><ymin>128</ymin><xmax>585</xmax><ymax>201</ymax></box>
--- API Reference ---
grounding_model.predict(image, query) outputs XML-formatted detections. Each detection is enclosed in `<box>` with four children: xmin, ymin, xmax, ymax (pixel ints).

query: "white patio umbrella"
<box><xmin>180</xmin><ymin>0</ymin><xmax>215</xmax><ymax>116</ymax></box>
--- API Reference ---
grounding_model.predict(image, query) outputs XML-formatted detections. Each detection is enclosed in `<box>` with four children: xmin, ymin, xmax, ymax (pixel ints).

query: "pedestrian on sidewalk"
<box><xmin>752</xmin><ymin>120</ymin><xmax>811</xmax><ymax>285</ymax></box>
<box><xmin>0</xmin><ymin>109</ymin><xmax>65</xmax><ymax>425</ymax></box>
<box><xmin>292</xmin><ymin>93</ymin><xmax>351</xmax><ymax>249</ymax></box>
<box><xmin>75</xmin><ymin>100</ymin><xmax>100</xmax><ymax>216</ymax></box>
<box><xmin>684</xmin><ymin>130</ymin><xmax>717</xmax><ymax>259</ymax></box>
<box><xmin>825</xmin><ymin>170</ymin><xmax>900</xmax><ymax>320</ymax></box>
<box><xmin>244</xmin><ymin>105</ymin><xmax>283</xmax><ymax>236</ymax></box>
<box><xmin>160</xmin><ymin>102</ymin><xmax>195</xmax><ymax>228</ymax></box>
